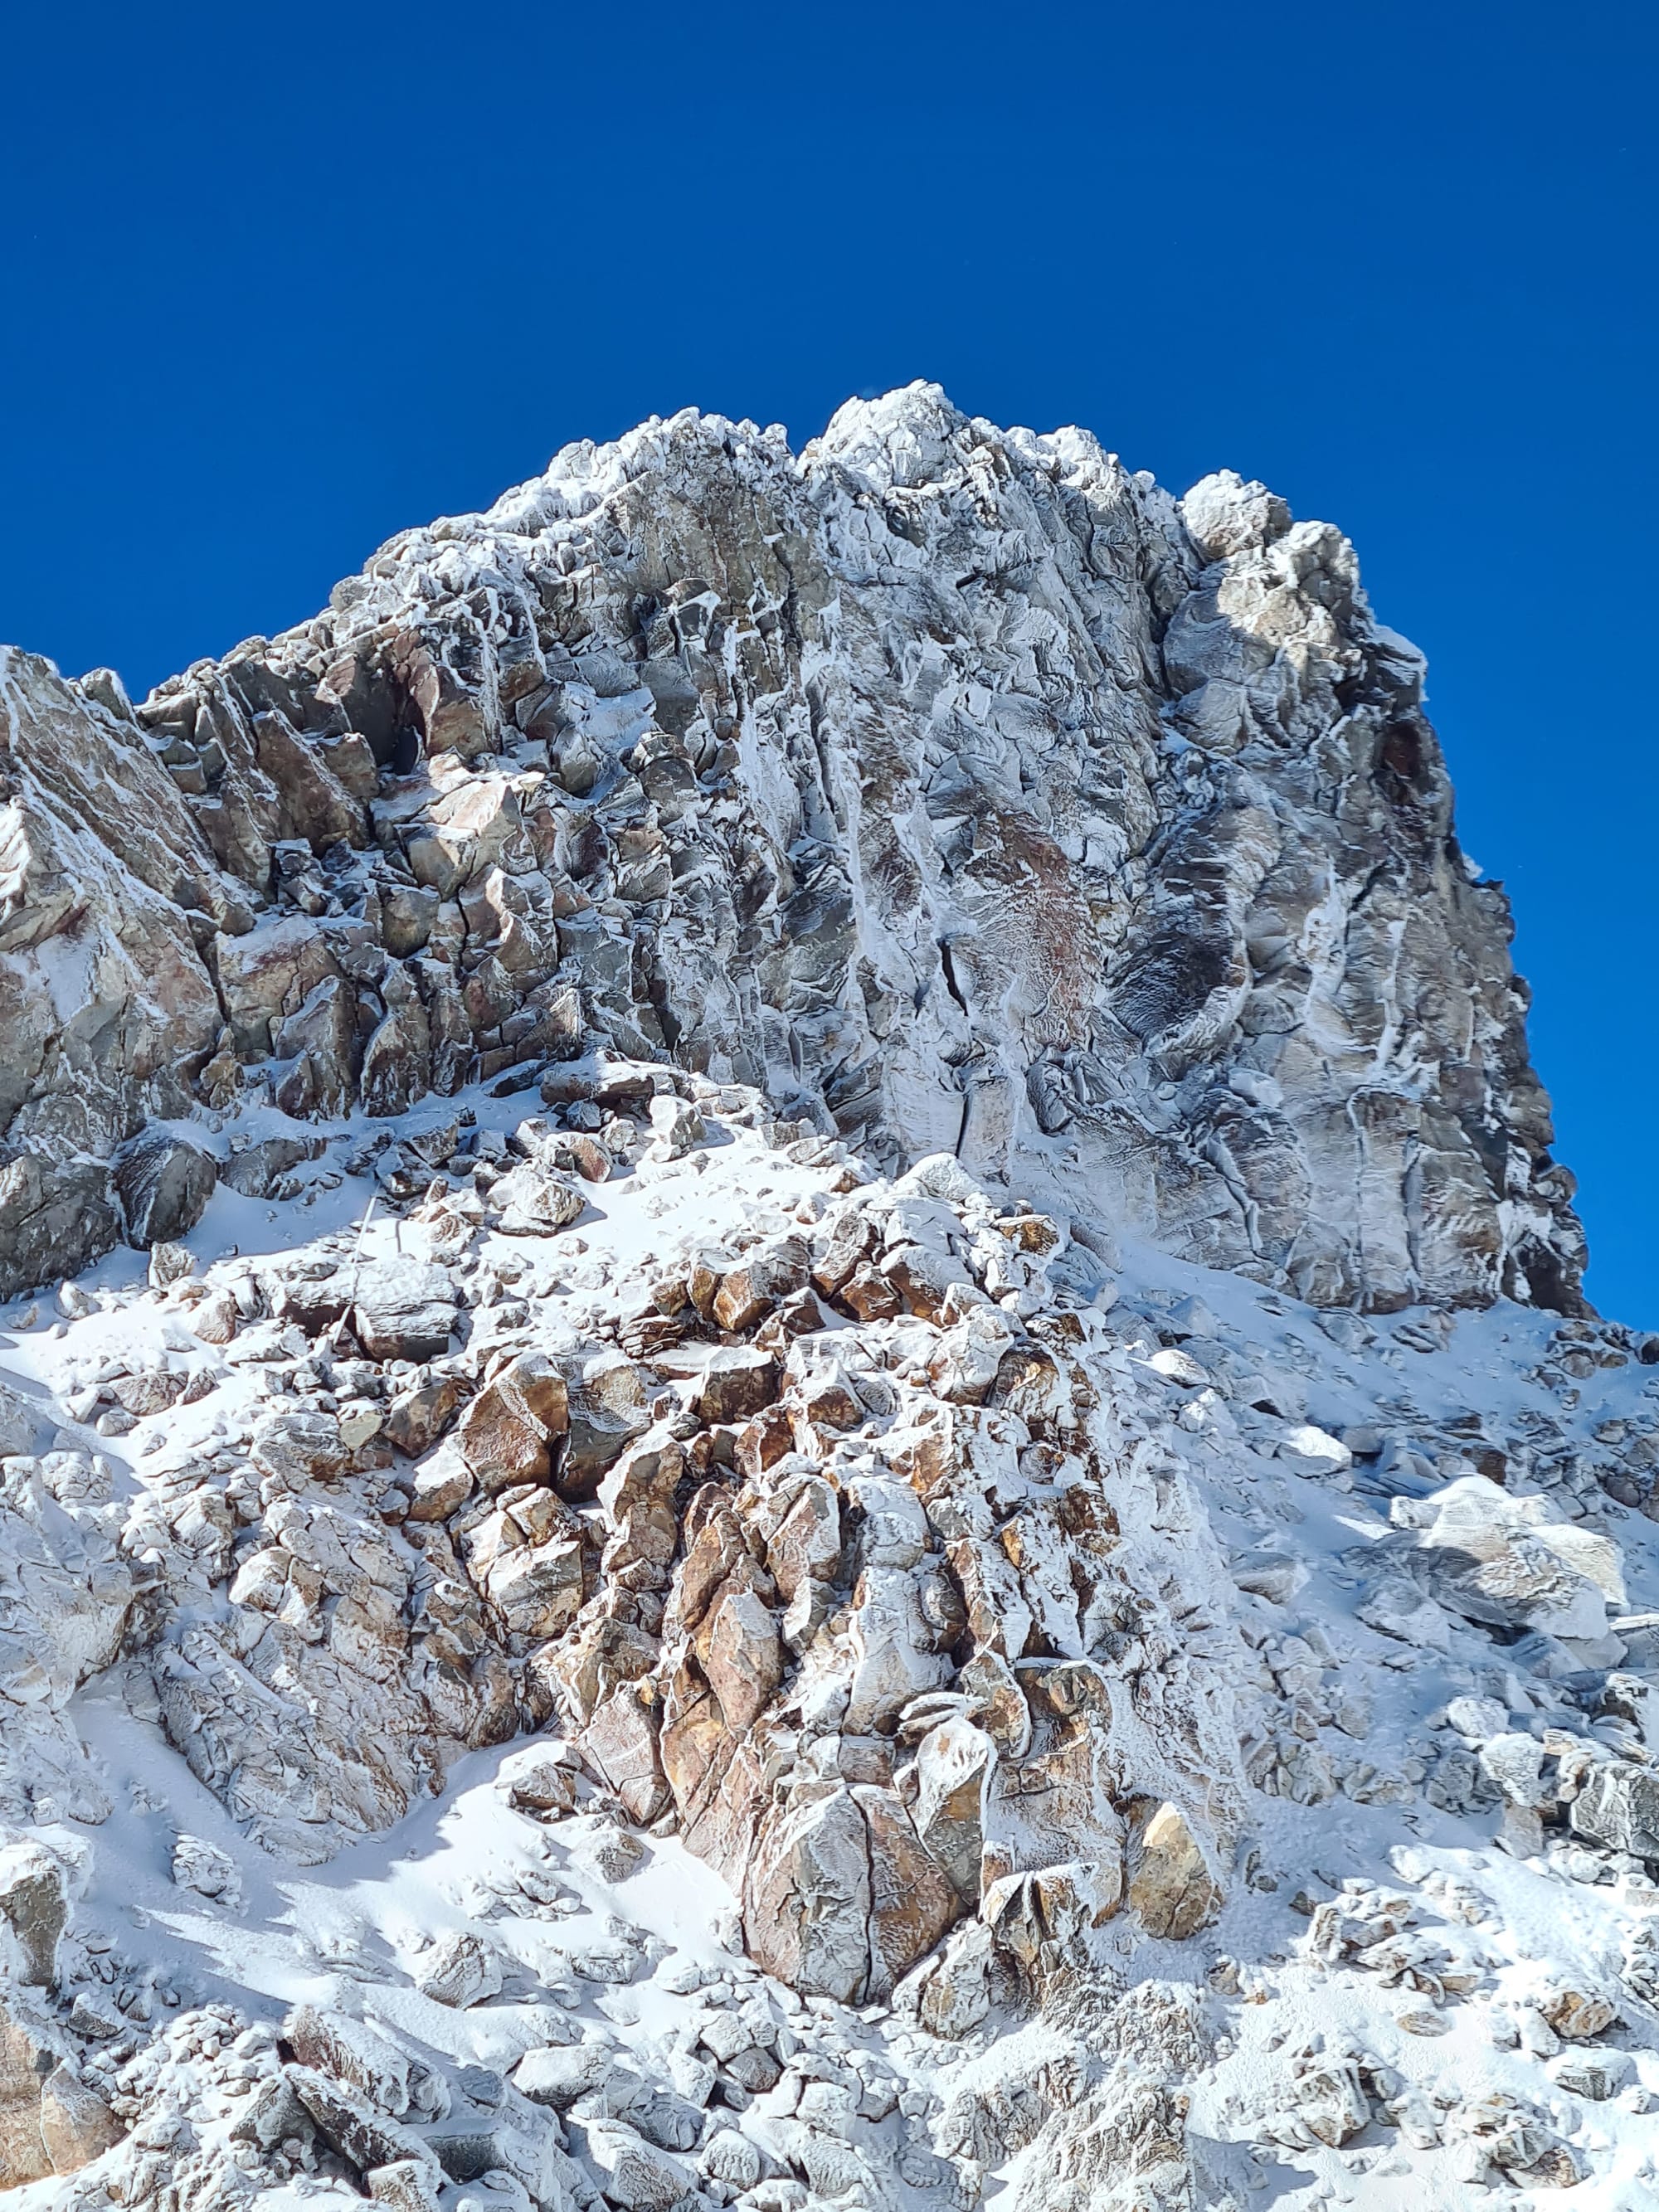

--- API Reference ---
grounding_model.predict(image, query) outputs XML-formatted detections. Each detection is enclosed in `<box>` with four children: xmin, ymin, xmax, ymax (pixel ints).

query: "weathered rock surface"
<box><xmin>0</xmin><ymin>389</ymin><xmax>1584</xmax><ymax>1315</ymax></box>
<box><xmin>0</xmin><ymin>1986</ymin><xmax>122</xmax><ymax>2188</ymax></box>
<box><xmin>1</xmin><ymin>391</ymin><xmax>1654</xmax><ymax>2212</ymax></box>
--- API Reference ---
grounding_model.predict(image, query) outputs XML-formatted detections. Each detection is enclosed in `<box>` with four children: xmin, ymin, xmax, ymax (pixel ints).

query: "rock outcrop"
<box><xmin>0</xmin><ymin>387</ymin><xmax>1584</xmax><ymax>1313</ymax></box>
<box><xmin>4</xmin><ymin>391</ymin><xmax>1652</xmax><ymax>2212</ymax></box>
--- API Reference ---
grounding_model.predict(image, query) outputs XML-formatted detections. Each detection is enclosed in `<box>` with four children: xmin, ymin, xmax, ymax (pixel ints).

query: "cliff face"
<box><xmin>0</xmin><ymin>385</ymin><xmax>1584</xmax><ymax>1309</ymax></box>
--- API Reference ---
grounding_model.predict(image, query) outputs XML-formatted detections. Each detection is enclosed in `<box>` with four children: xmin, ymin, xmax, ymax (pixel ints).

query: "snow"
<box><xmin>2</xmin><ymin>1072</ymin><xmax>1659</xmax><ymax>2210</ymax></box>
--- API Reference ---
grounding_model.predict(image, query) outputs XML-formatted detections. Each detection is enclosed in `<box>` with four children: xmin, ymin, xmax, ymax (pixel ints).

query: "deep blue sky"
<box><xmin>2</xmin><ymin>2</ymin><xmax>1654</xmax><ymax>1319</ymax></box>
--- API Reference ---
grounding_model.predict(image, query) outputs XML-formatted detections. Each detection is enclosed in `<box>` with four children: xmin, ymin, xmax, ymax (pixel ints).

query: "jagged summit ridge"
<box><xmin>0</xmin><ymin>383</ymin><xmax>1583</xmax><ymax>1313</ymax></box>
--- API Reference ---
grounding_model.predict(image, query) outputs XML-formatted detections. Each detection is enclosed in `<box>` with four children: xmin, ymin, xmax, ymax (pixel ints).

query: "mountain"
<box><xmin>0</xmin><ymin>387</ymin><xmax>1652</xmax><ymax>2212</ymax></box>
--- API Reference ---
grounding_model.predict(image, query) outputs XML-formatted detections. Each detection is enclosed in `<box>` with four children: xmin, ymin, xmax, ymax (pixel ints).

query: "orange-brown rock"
<box><xmin>693</xmin><ymin>1348</ymin><xmax>780</xmax><ymax>1425</ymax></box>
<box><xmin>838</xmin><ymin>1265</ymin><xmax>903</xmax><ymax>1322</ymax></box>
<box><xmin>455</xmin><ymin>1351</ymin><xmax>568</xmax><ymax>1490</ymax></box>
<box><xmin>385</xmin><ymin>1374</ymin><xmax>468</xmax><ymax>1457</ymax></box>
<box><xmin>0</xmin><ymin>1994</ymin><xmax>122</xmax><ymax>2188</ymax></box>
<box><xmin>711</xmin><ymin>1239</ymin><xmax>810</xmax><ymax>1333</ymax></box>
<box><xmin>698</xmin><ymin>1587</ymin><xmax>783</xmax><ymax>1733</ymax></box>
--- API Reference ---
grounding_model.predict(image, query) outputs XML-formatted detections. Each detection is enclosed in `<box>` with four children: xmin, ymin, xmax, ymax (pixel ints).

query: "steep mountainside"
<box><xmin>0</xmin><ymin>392</ymin><xmax>1653</xmax><ymax>2212</ymax></box>
<box><xmin>1</xmin><ymin>385</ymin><xmax>1583</xmax><ymax>1313</ymax></box>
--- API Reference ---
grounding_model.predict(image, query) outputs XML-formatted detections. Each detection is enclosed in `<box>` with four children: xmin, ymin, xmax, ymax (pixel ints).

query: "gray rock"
<box><xmin>514</xmin><ymin>2044</ymin><xmax>614</xmax><ymax>2111</ymax></box>
<box><xmin>111</xmin><ymin>1125</ymin><xmax>218</xmax><ymax>1247</ymax></box>
<box><xmin>221</xmin><ymin>1132</ymin><xmax>328</xmax><ymax>1198</ymax></box>
<box><xmin>0</xmin><ymin>1842</ymin><xmax>68</xmax><ymax>1985</ymax></box>
<box><xmin>0</xmin><ymin>1381</ymin><xmax>53</xmax><ymax>1461</ymax></box>
<box><xmin>1569</xmin><ymin>1760</ymin><xmax>1659</xmax><ymax>1860</ymax></box>
<box><xmin>352</xmin><ymin>1259</ymin><xmax>457</xmax><ymax>1361</ymax></box>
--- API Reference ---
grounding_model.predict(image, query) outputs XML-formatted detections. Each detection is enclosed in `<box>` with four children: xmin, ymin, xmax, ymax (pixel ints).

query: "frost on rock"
<box><xmin>0</xmin><ymin>392</ymin><xmax>1656</xmax><ymax>2212</ymax></box>
<box><xmin>0</xmin><ymin>388</ymin><xmax>1584</xmax><ymax>1315</ymax></box>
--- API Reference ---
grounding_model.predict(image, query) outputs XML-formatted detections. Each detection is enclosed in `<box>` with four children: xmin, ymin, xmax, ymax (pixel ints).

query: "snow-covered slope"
<box><xmin>0</xmin><ymin>391</ymin><xmax>1654</xmax><ymax>2212</ymax></box>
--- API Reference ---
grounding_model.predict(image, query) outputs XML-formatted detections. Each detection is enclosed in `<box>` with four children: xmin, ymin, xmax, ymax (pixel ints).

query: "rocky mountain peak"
<box><xmin>3</xmin><ymin>394</ymin><xmax>1649</xmax><ymax>2212</ymax></box>
<box><xmin>0</xmin><ymin>383</ymin><xmax>1582</xmax><ymax>1314</ymax></box>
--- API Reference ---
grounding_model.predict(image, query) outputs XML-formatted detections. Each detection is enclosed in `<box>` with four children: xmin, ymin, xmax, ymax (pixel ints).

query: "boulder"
<box><xmin>411</xmin><ymin>1930</ymin><xmax>502</xmax><ymax>2008</ymax></box>
<box><xmin>913</xmin><ymin>1920</ymin><xmax>1000</xmax><ymax>2039</ymax></box>
<box><xmin>111</xmin><ymin>1125</ymin><xmax>218</xmax><ymax>1247</ymax></box>
<box><xmin>693</xmin><ymin>1347</ymin><xmax>780</xmax><ymax>1425</ymax></box>
<box><xmin>487</xmin><ymin>1534</ymin><xmax>586</xmax><ymax>1643</ymax></box>
<box><xmin>456</xmin><ymin>1352</ymin><xmax>569</xmax><ymax>1490</ymax></box>
<box><xmin>579</xmin><ymin>1687</ymin><xmax>669</xmax><ymax>1826</ymax></box>
<box><xmin>380</xmin><ymin>885</ymin><xmax>442</xmax><ymax>958</ymax></box>
<box><xmin>250</xmin><ymin>1407</ymin><xmax>349</xmax><ymax>1489</ymax></box>
<box><xmin>0</xmin><ymin>1842</ymin><xmax>68</xmax><ymax>1985</ymax></box>
<box><xmin>352</xmin><ymin>1259</ymin><xmax>457</xmax><ymax>1361</ymax></box>
<box><xmin>982</xmin><ymin>1860</ymin><xmax>1120</xmax><ymax>1975</ymax></box>
<box><xmin>1127</xmin><ymin>1801</ymin><xmax>1222</xmax><ymax>1939</ymax></box>
<box><xmin>254</xmin><ymin>711</ymin><xmax>367</xmax><ymax>849</ymax></box>
<box><xmin>275</xmin><ymin>1265</ymin><xmax>353</xmax><ymax>1334</ymax></box>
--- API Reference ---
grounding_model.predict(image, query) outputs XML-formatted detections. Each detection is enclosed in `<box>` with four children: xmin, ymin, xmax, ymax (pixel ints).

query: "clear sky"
<box><xmin>2</xmin><ymin>2</ymin><xmax>1654</xmax><ymax>1320</ymax></box>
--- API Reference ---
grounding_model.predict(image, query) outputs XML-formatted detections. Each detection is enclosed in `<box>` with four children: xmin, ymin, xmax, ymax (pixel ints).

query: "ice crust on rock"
<box><xmin>0</xmin><ymin>393</ymin><xmax>1656</xmax><ymax>2212</ymax></box>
